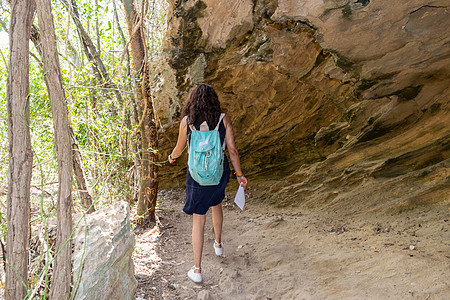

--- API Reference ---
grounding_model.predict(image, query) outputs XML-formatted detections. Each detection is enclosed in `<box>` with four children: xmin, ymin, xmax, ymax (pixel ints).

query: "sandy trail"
<box><xmin>133</xmin><ymin>188</ymin><xmax>449</xmax><ymax>300</ymax></box>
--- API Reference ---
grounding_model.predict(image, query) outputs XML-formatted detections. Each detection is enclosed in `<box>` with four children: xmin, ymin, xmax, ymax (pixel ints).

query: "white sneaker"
<box><xmin>188</xmin><ymin>266</ymin><xmax>202</xmax><ymax>283</ymax></box>
<box><xmin>214</xmin><ymin>240</ymin><xmax>223</xmax><ymax>256</ymax></box>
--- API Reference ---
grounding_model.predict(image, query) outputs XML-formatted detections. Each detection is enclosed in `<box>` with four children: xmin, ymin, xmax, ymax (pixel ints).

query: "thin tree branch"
<box><xmin>67</xmin><ymin>84</ymin><xmax>133</xmax><ymax>94</ymax></box>
<box><xmin>0</xmin><ymin>18</ymin><xmax>8</xmax><ymax>32</ymax></box>
<box><xmin>29</xmin><ymin>51</ymin><xmax>42</xmax><ymax>66</ymax></box>
<box><xmin>0</xmin><ymin>47</ymin><xmax>8</xmax><ymax>71</ymax></box>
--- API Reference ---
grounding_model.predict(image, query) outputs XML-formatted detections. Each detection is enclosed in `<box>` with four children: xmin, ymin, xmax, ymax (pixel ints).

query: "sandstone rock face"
<box><xmin>272</xmin><ymin>0</ymin><xmax>450</xmax><ymax>99</ymax></box>
<box><xmin>196</xmin><ymin>0</ymin><xmax>254</xmax><ymax>50</ymax></box>
<box><xmin>72</xmin><ymin>201</ymin><xmax>137</xmax><ymax>300</ymax></box>
<box><xmin>156</xmin><ymin>0</ymin><xmax>450</xmax><ymax>213</ymax></box>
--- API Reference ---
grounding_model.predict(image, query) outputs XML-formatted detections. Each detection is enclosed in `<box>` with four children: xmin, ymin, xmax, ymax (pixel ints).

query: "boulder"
<box><xmin>71</xmin><ymin>201</ymin><xmax>137</xmax><ymax>300</ymax></box>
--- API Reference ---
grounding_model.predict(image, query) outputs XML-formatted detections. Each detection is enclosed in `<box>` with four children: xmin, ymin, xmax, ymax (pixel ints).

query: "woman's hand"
<box><xmin>237</xmin><ymin>176</ymin><xmax>247</xmax><ymax>189</ymax></box>
<box><xmin>168</xmin><ymin>154</ymin><xmax>176</xmax><ymax>164</ymax></box>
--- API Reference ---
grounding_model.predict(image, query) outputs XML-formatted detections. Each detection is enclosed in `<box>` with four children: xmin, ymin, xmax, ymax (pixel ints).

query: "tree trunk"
<box><xmin>113</xmin><ymin>0</ymin><xmax>133</xmax><ymax>156</ymax></box>
<box><xmin>71</xmin><ymin>129</ymin><xmax>94</xmax><ymax>213</ymax></box>
<box><xmin>112</xmin><ymin>0</ymin><xmax>131</xmax><ymax>79</ymax></box>
<box><xmin>36</xmin><ymin>0</ymin><xmax>73</xmax><ymax>298</ymax></box>
<box><xmin>95</xmin><ymin>0</ymin><xmax>100</xmax><ymax>52</ymax></box>
<box><xmin>121</xmin><ymin>0</ymin><xmax>158</xmax><ymax>223</ymax></box>
<box><xmin>30</xmin><ymin>22</ymin><xmax>95</xmax><ymax>214</ymax></box>
<box><xmin>5</xmin><ymin>1</ymin><xmax>35</xmax><ymax>299</ymax></box>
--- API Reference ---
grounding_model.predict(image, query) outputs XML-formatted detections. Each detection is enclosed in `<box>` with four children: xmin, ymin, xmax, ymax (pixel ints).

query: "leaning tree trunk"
<box><xmin>30</xmin><ymin>24</ymin><xmax>95</xmax><ymax>214</ymax></box>
<box><xmin>121</xmin><ymin>0</ymin><xmax>158</xmax><ymax>223</ymax></box>
<box><xmin>71</xmin><ymin>129</ymin><xmax>94</xmax><ymax>213</ymax></box>
<box><xmin>60</xmin><ymin>0</ymin><xmax>124</xmax><ymax>109</ymax></box>
<box><xmin>36</xmin><ymin>0</ymin><xmax>73</xmax><ymax>298</ymax></box>
<box><xmin>5</xmin><ymin>0</ymin><xmax>35</xmax><ymax>298</ymax></box>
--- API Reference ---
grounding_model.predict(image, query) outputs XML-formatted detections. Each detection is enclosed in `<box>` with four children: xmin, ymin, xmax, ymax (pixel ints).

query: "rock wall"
<box><xmin>155</xmin><ymin>0</ymin><xmax>450</xmax><ymax>213</ymax></box>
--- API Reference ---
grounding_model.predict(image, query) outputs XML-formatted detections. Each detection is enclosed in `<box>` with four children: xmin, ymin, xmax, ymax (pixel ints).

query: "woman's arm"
<box><xmin>224</xmin><ymin>115</ymin><xmax>248</xmax><ymax>189</ymax></box>
<box><xmin>169</xmin><ymin>117</ymin><xmax>188</xmax><ymax>163</ymax></box>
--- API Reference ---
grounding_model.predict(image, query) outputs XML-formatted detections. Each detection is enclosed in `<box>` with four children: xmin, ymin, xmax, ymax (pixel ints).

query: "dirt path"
<box><xmin>133</xmin><ymin>188</ymin><xmax>449</xmax><ymax>300</ymax></box>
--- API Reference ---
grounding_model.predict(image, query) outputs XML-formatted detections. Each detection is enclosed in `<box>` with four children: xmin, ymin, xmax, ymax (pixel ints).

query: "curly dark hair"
<box><xmin>181</xmin><ymin>84</ymin><xmax>222</xmax><ymax>126</ymax></box>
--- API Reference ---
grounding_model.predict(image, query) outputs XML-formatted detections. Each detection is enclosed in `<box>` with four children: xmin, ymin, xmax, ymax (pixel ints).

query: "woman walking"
<box><xmin>169</xmin><ymin>84</ymin><xmax>247</xmax><ymax>283</ymax></box>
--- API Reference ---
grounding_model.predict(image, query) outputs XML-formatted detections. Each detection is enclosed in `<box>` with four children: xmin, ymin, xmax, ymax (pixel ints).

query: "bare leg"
<box><xmin>211</xmin><ymin>203</ymin><xmax>223</xmax><ymax>246</ymax></box>
<box><xmin>192</xmin><ymin>213</ymin><xmax>206</xmax><ymax>273</ymax></box>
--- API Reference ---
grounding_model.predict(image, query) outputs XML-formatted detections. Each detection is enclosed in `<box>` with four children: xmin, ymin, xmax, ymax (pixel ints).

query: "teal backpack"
<box><xmin>188</xmin><ymin>113</ymin><xmax>226</xmax><ymax>186</ymax></box>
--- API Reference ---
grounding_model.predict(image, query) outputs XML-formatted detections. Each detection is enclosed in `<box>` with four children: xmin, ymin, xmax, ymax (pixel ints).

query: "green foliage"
<box><xmin>0</xmin><ymin>0</ymin><xmax>168</xmax><ymax>220</ymax></box>
<box><xmin>1</xmin><ymin>0</ymin><xmax>167</xmax><ymax>295</ymax></box>
<box><xmin>0</xmin><ymin>211</ymin><xmax>6</xmax><ymax>242</ymax></box>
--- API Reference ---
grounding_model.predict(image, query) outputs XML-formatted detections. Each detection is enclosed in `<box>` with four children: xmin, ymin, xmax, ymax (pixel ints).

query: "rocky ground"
<box><xmin>132</xmin><ymin>188</ymin><xmax>449</xmax><ymax>300</ymax></box>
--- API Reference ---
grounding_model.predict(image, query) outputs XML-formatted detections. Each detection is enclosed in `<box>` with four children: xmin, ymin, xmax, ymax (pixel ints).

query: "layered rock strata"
<box><xmin>154</xmin><ymin>0</ymin><xmax>450</xmax><ymax>212</ymax></box>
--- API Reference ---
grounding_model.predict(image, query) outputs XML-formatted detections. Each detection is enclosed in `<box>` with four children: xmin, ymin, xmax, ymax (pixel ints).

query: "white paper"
<box><xmin>234</xmin><ymin>185</ymin><xmax>245</xmax><ymax>210</ymax></box>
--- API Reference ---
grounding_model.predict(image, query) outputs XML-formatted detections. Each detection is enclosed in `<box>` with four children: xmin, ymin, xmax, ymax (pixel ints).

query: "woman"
<box><xmin>169</xmin><ymin>84</ymin><xmax>248</xmax><ymax>283</ymax></box>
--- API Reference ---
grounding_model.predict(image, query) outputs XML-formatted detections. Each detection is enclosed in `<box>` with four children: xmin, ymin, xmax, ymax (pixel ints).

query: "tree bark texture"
<box><xmin>36</xmin><ymin>0</ymin><xmax>73</xmax><ymax>298</ymax></box>
<box><xmin>5</xmin><ymin>1</ymin><xmax>35</xmax><ymax>299</ymax></box>
<box><xmin>30</xmin><ymin>24</ymin><xmax>94</xmax><ymax>214</ymax></box>
<box><xmin>121</xmin><ymin>0</ymin><xmax>159</xmax><ymax>222</ymax></box>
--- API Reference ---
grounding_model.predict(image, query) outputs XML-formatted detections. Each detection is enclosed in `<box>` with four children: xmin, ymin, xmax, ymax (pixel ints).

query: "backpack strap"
<box><xmin>189</xmin><ymin>113</ymin><xmax>225</xmax><ymax>131</ymax></box>
<box><xmin>215</xmin><ymin>113</ymin><xmax>226</xmax><ymax>150</ymax></box>
<box><xmin>215</xmin><ymin>113</ymin><xmax>226</xmax><ymax>131</ymax></box>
